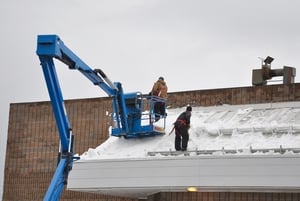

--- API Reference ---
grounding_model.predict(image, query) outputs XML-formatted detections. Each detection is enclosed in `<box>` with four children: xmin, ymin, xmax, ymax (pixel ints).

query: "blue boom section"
<box><xmin>36</xmin><ymin>35</ymin><xmax>166</xmax><ymax>201</ymax></box>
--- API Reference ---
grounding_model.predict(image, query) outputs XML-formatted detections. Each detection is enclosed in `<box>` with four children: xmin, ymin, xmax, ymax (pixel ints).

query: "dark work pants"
<box><xmin>154</xmin><ymin>102</ymin><xmax>166</xmax><ymax>121</ymax></box>
<box><xmin>175</xmin><ymin>126</ymin><xmax>189</xmax><ymax>151</ymax></box>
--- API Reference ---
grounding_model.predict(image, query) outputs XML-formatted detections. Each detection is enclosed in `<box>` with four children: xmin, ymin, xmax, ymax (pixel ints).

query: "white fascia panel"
<box><xmin>67</xmin><ymin>155</ymin><xmax>300</xmax><ymax>198</ymax></box>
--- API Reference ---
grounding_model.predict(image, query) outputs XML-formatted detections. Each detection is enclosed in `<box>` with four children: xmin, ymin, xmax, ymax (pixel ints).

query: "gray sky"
<box><xmin>1</xmin><ymin>0</ymin><xmax>300</xmax><ymax>198</ymax></box>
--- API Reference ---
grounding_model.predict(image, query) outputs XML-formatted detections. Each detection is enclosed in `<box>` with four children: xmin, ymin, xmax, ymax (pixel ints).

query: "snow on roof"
<box><xmin>79</xmin><ymin>101</ymin><xmax>300</xmax><ymax>160</ymax></box>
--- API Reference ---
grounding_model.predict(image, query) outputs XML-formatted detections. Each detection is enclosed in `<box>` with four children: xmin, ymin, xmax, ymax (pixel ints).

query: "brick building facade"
<box><xmin>3</xmin><ymin>84</ymin><xmax>300</xmax><ymax>201</ymax></box>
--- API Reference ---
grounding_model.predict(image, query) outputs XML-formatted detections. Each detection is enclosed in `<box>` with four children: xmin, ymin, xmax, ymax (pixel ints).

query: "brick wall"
<box><xmin>3</xmin><ymin>83</ymin><xmax>300</xmax><ymax>201</ymax></box>
<box><xmin>146</xmin><ymin>192</ymin><xmax>300</xmax><ymax>201</ymax></box>
<box><xmin>167</xmin><ymin>84</ymin><xmax>300</xmax><ymax>108</ymax></box>
<box><xmin>4</xmin><ymin>98</ymin><xmax>135</xmax><ymax>201</ymax></box>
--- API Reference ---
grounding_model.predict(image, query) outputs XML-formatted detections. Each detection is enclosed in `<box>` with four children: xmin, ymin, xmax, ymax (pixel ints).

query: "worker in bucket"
<box><xmin>172</xmin><ymin>105</ymin><xmax>192</xmax><ymax>151</ymax></box>
<box><xmin>150</xmin><ymin>76</ymin><xmax>168</xmax><ymax>121</ymax></box>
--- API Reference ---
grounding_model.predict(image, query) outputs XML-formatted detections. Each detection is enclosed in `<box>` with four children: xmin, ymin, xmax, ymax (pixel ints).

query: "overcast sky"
<box><xmin>1</xmin><ymin>0</ymin><xmax>300</xmax><ymax>198</ymax></box>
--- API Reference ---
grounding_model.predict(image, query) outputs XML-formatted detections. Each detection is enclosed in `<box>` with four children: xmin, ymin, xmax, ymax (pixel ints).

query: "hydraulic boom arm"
<box><xmin>36</xmin><ymin>35</ymin><xmax>166</xmax><ymax>201</ymax></box>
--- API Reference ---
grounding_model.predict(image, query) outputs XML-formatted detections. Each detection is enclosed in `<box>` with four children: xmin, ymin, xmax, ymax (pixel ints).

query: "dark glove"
<box><xmin>187</xmin><ymin>124</ymin><xmax>190</xmax><ymax>129</ymax></box>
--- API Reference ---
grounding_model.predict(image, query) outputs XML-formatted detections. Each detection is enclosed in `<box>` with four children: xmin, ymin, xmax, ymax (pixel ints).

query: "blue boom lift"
<box><xmin>36</xmin><ymin>35</ymin><xmax>166</xmax><ymax>201</ymax></box>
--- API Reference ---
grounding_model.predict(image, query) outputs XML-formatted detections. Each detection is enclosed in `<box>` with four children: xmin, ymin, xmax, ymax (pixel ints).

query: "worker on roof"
<box><xmin>173</xmin><ymin>105</ymin><xmax>192</xmax><ymax>151</ymax></box>
<box><xmin>150</xmin><ymin>76</ymin><xmax>168</xmax><ymax>122</ymax></box>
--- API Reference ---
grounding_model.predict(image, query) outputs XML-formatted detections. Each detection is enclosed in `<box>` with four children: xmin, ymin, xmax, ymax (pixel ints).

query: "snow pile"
<box><xmin>80</xmin><ymin>102</ymin><xmax>300</xmax><ymax>160</ymax></box>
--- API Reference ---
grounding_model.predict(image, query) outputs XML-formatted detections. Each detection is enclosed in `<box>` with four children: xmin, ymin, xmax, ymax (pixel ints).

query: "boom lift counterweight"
<box><xmin>36</xmin><ymin>35</ymin><xmax>166</xmax><ymax>201</ymax></box>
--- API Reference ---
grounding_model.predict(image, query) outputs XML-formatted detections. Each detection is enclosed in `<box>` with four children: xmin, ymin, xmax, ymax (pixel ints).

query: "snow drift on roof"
<box><xmin>79</xmin><ymin>102</ymin><xmax>300</xmax><ymax>160</ymax></box>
